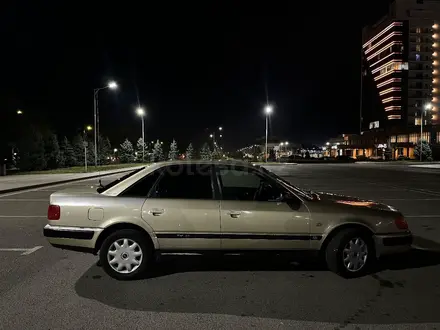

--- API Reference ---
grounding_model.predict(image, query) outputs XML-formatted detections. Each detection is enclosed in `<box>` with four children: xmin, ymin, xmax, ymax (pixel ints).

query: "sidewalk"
<box><xmin>0</xmin><ymin>166</ymin><xmax>144</xmax><ymax>194</ymax></box>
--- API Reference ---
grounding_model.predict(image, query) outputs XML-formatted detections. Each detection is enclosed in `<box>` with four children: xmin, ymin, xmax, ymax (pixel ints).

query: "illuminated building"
<box><xmin>362</xmin><ymin>0</ymin><xmax>440</xmax><ymax>130</ymax></box>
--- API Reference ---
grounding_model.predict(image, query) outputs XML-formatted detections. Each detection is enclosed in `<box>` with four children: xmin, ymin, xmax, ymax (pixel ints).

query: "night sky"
<box><xmin>0</xmin><ymin>1</ymin><xmax>390</xmax><ymax>154</ymax></box>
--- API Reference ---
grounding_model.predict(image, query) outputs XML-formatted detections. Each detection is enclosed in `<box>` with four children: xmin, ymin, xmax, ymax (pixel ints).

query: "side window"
<box><xmin>119</xmin><ymin>169</ymin><xmax>162</xmax><ymax>197</ymax></box>
<box><xmin>218</xmin><ymin>168</ymin><xmax>283</xmax><ymax>201</ymax></box>
<box><xmin>152</xmin><ymin>164</ymin><xmax>213</xmax><ymax>199</ymax></box>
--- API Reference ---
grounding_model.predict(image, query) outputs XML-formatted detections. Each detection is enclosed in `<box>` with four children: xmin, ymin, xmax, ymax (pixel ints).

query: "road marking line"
<box><xmin>0</xmin><ymin>246</ymin><xmax>43</xmax><ymax>255</ymax></box>
<box><xmin>21</xmin><ymin>246</ymin><xmax>43</xmax><ymax>255</ymax></box>
<box><xmin>0</xmin><ymin>215</ymin><xmax>46</xmax><ymax>218</ymax></box>
<box><xmin>406</xmin><ymin>215</ymin><xmax>440</xmax><ymax>218</ymax></box>
<box><xmin>0</xmin><ymin>199</ymin><xmax>48</xmax><ymax>202</ymax></box>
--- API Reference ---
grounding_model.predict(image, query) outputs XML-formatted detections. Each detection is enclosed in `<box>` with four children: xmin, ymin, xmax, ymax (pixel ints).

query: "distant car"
<box><xmin>44</xmin><ymin>160</ymin><xmax>412</xmax><ymax>280</ymax></box>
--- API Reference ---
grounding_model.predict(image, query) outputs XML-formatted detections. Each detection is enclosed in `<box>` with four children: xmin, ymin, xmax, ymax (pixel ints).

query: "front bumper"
<box><xmin>374</xmin><ymin>232</ymin><xmax>412</xmax><ymax>257</ymax></box>
<box><xmin>43</xmin><ymin>224</ymin><xmax>102</xmax><ymax>252</ymax></box>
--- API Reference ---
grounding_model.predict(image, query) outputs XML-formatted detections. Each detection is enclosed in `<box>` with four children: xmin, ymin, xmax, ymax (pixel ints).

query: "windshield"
<box><xmin>258</xmin><ymin>165</ymin><xmax>313</xmax><ymax>200</ymax></box>
<box><xmin>97</xmin><ymin>167</ymin><xmax>145</xmax><ymax>193</ymax></box>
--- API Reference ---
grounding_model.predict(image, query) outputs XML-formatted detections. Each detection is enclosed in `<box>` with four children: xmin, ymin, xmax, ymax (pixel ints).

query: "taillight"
<box><xmin>48</xmin><ymin>205</ymin><xmax>60</xmax><ymax>220</ymax></box>
<box><xmin>394</xmin><ymin>215</ymin><xmax>408</xmax><ymax>230</ymax></box>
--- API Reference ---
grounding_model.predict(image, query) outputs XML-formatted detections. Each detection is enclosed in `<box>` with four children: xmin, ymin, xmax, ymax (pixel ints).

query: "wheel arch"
<box><xmin>95</xmin><ymin>222</ymin><xmax>158</xmax><ymax>253</ymax></box>
<box><xmin>319</xmin><ymin>222</ymin><xmax>375</xmax><ymax>257</ymax></box>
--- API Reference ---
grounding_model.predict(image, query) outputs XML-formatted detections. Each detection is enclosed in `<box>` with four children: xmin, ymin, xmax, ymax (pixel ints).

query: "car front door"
<box><xmin>216</xmin><ymin>165</ymin><xmax>311</xmax><ymax>251</ymax></box>
<box><xmin>141</xmin><ymin>164</ymin><xmax>221</xmax><ymax>251</ymax></box>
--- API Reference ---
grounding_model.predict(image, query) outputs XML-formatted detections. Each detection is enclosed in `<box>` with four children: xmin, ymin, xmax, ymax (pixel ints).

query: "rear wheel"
<box><xmin>99</xmin><ymin>229</ymin><xmax>152</xmax><ymax>280</ymax></box>
<box><xmin>325</xmin><ymin>228</ymin><xmax>375</xmax><ymax>278</ymax></box>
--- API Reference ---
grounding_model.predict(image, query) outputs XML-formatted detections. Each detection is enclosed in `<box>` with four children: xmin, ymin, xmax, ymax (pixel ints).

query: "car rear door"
<box><xmin>141</xmin><ymin>163</ymin><xmax>221</xmax><ymax>251</ymax></box>
<box><xmin>215</xmin><ymin>165</ymin><xmax>311</xmax><ymax>251</ymax></box>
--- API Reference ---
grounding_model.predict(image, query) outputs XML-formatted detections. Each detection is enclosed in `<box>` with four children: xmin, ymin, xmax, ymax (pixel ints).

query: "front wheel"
<box><xmin>99</xmin><ymin>229</ymin><xmax>152</xmax><ymax>280</ymax></box>
<box><xmin>325</xmin><ymin>228</ymin><xmax>375</xmax><ymax>278</ymax></box>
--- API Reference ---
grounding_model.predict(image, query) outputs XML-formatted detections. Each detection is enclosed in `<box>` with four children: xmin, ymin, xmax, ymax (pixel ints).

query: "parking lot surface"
<box><xmin>0</xmin><ymin>164</ymin><xmax>439</xmax><ymax>329</ymax></box>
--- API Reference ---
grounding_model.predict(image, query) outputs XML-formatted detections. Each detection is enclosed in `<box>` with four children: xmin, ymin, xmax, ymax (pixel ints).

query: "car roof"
<box><xmin>151</xmin><ymin>159</ymin><xmax>256</xmax><ymax>167</ymax></box>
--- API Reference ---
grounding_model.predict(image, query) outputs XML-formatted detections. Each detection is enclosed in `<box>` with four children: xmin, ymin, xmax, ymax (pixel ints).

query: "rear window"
<box><xmin>119</xmin><ymin>169</ymin><xmax>163</xmax><ymax>197</ymax></box>
<box><xmin>97</xmin><ymin>167</ymin><xmax>145</xmax><ymax>193</ymax></box>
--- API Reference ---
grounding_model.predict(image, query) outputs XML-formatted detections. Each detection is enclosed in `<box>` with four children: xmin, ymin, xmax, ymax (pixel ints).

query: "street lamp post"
<box><xmin>264</xmin><ymin>105</ymin><xmax>273</xmax><ymax>162</ymax></box>
<box><xmin>93</xmin><ymin>81</ymin><xmax>118</xmax><ymax>167</ymax></box>
<box><xmin>136</xmin><ymin>107</ymin><xmax>146</xmax><ymax>162</ymax></box>
<box><xmin>420</xmin><ymin>103</ymin><xmax>432</xmax><ymax>161</ymax></box>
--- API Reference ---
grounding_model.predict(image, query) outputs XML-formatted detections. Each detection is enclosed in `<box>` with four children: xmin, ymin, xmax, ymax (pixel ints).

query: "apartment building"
<box><xmin>362</xmin><ymin>0</ymin><xmax>440</xmax><ymax>130</ymax></box>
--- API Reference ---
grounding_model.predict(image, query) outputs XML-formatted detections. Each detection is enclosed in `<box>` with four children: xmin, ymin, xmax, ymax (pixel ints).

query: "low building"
<box><xmin>327</xmin><ymin>127</ymin><xmax>440</xmax><ymax>159</ymax></box>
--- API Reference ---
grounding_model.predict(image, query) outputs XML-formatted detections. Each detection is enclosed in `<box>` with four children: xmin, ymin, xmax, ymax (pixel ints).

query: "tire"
<box><xmin>99</xmin><ymin>229</ymin><xmax>152</xmax><ymax>280</ymax></box>
<box><xmin>325</xmin><ymin>228</ymin><xmax>375</xmax><ymax>278</ymax></box>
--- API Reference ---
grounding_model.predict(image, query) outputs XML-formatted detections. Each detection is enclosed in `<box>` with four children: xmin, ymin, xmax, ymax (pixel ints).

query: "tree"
<box><xmin>44</xmin><ymin>132</ymin><xmax>61</xmax><ymax>169</ymax></box>
<box><xmin>168</xmin><ymin>139</ymin><xmax>178</xmax><ymax>160</ymax></box>
<box><xmin>152</xmin><ymin>140</ymin><xmax>164</xmax><ymax>162</ymax></box>
<box><xmin>99</xmin><ymin>136</ymin><xmax>112</xmax><ymax>165</ymax></box>
<box><xmin>17</xmin><ymin>128</ymin><xmax>46</xmax><ymax>171</ymax></box>
<box><xmin>414</xmin><ymin>140</ymin><xmax>433</xmax><ymax>161</ymax></box>
<box><xmin>136</xmin><ymin>138</ymin><xmax>147</xmax><ymax>162</ymax></box>
<box><xmin>211</xmin><ymin>146</ymin><xmax>222</xmax><ymax>160</ymax></box>
<box><xmin>60</xmin><ymin>136</ymin><xmax>72</xmax><ymax>168</ymax></box>
<box><xmin>200</xmin><ymin>143</ymin><xmax>212</xmax><ymax>160</ymax></box>
<box><xmin>186</xmin><ymin>143</ymin><xmax>194</xmax><ymax>160</ymax></box>
<box><xmin>72</xmin><ymin>134</ymin><xmax>87</xmax><ymax>166</ymax></box>
<box><xmin>120</xmin><ymin>138</ymin><xmax>135</xmax><ymax>163</ymax></box>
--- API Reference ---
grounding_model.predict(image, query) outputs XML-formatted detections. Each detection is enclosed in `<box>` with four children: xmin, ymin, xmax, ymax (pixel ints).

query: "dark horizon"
<box><xmin>0</xmin><ymin>1</ymin><xmax>391</xmax><ymax>155</ymax></box>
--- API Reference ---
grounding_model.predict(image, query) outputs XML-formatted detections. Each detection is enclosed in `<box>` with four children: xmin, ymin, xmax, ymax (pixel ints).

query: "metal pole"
<box><xmin>93</xmin><ymin>90</ymin><xmax>98</xmax><ymax>167</ymax></box>
<box><xmin>265</xmin><ymin>115</ymin><xmax>268</xmax><ymax>162</ymax></box>
<box><xmin>420</xmin><ymin>110</ymin><xmax>424</xmax><ymax>162</ymax></box>
<box><xmin>84</xmin><ymin>145</ymin><xmax>88</xmax><ymax>172</ymax></box>
<box><xmin>141</xmin><ymin>116</ymin><xmax>145</xmax><ymax>162</ymax></box>
<box><xmin>360</xmin><ymin>43</ymin><xmax>364</xmax><ymax>135</ymax></box>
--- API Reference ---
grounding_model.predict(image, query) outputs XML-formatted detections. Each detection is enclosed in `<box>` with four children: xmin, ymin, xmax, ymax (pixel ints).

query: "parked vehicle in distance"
<box><xmin>44</xmin><ymin>160</ymin><xmax>412</xmax><ymax>280</ymax></box>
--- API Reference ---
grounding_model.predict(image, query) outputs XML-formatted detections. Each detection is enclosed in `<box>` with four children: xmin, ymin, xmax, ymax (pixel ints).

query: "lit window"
<box><xmin>416</xmin><ymin>45</ymin><xmax>421</xmax><ymax>51</ymax></box>
<box><xmin>397</xmin><ymin>134</ymin><xmax>408</xmax><ymax>142</ymax></box>
<box><xmin>416</xmin><ymin>54</ymin><xmax>421</xmax><ymax>61</ymax></box>
<box><xmin>416</xmin><ymin>27</ymin><xmax>421</xmax><ymax>33</ymax></box>
<box><xmin>409</xmin><ymin>133</ymin><xmax>419</xmax><ymax>143</ymax></box>
<box><xmin>415</xmin><ymin>117</ymin><xmax>421</xmax><ymax>125</ymax></box>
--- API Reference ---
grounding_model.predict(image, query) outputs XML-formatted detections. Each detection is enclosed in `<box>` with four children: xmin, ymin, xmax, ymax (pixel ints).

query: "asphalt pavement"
<box><xmin>0</xmin><ymin>164</ymin><xmax>440</xmax><ymax>329</ymax></box>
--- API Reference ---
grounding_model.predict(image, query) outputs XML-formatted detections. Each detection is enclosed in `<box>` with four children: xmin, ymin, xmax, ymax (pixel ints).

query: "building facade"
<box><xmin>362</xmin><ymin>0</ymin><xmax>440</xmax><ymax>130</ymax></box>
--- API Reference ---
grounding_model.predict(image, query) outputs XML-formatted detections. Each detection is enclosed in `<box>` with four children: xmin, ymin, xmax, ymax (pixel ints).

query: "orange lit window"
<box><xmin>415</xmin><ymin>117</ymin><xmax>421</xmax><ymax>125</ymax></box>
<box><xmin>397</xmin><ymin>134</ymin><xmax>408</xmax><ymax>142</ymax></box>
<box><xmin>409</xmin><ymin>133</ymin><xmax>419</xmax><ymax>143</ymax></box>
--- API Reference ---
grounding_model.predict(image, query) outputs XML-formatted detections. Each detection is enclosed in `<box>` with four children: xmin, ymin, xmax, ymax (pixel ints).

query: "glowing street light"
<box><xmin>420</xmin><ymin>102</ymin><xmax>433</xmax><ymax>161</ymax></box>
<box><xmin>16</xmin><ymin>109</ymin><xmax>23</xmax><ymax>115</ymax></box>
<box><xmin>108</xmin><ymin>81</ymin><xmax>118</xmax><ymax>89</ymax></box>
<box><xmin>218</xmin><ymin>126</ymin><xmax>223</xmax><ymax>131</ymax></box>
<box><xmin>86</xmin><ymin>125</ymin><xmax>93</xmax><ymax>131</ymax></box>
<box><xmin>113</xmin><ymin>148</ymin><xmax>118</xmax><ymax>153</ymax></box>
<box><xmin>93</xmin><ymin>80</ymin><xmax>119</xmax><ymax>166</ymax></box>
<box><xmin>136</xmin><ymin>107</ymin><xmax>146</xmax><ymax>162</ymax></box>
<box><xmin>210</xmin><ymin>134</ymin><xmax>213</xmax><ymax>138</ymax></box>
<box><xmin>264</xmin><ymin>104</ymin><xmax>273</xmax><ymax>162</ymax></box>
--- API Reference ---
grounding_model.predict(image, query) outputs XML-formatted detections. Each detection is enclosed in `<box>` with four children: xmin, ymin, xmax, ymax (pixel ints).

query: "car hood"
<box><xmin>312</xmin><ymin>191</ymin><xmax>398</xmax><ymax>213</ymax></box>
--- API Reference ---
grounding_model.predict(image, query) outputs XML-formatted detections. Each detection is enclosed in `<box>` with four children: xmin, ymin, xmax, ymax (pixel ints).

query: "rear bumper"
<box><xmin>43</xmin><ymin>224</ymin><xmax>101</xmax><ymax>252</ymax></box>
<box><xmin>374</xmin><ymin>232</ymin><xmax>412</xmax><ymax>257</ymax></box>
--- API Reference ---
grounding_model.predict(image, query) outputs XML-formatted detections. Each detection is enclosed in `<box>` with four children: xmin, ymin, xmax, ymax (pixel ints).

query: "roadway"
<box><xmin>0</xmin><ymin>164</ymin><xmax>439</xmax><ymax>329</ymax></box>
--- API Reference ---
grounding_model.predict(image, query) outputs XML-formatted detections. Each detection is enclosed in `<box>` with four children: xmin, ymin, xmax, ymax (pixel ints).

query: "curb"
<box><xmin>0</xmin><ymin>167</ymin><xmax>143</xmax><ymax>195</ymax></box>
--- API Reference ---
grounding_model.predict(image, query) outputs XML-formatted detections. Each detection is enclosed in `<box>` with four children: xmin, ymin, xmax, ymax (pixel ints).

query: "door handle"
<box><xmin>149</xmin><ymin>208</ymin><xmax>164</xmax><ymax>216</ymax></box>
<box><xmin>228</xmin><ymin>211</ymin><xmax>241</xmax><ymax>218</ymax></box>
